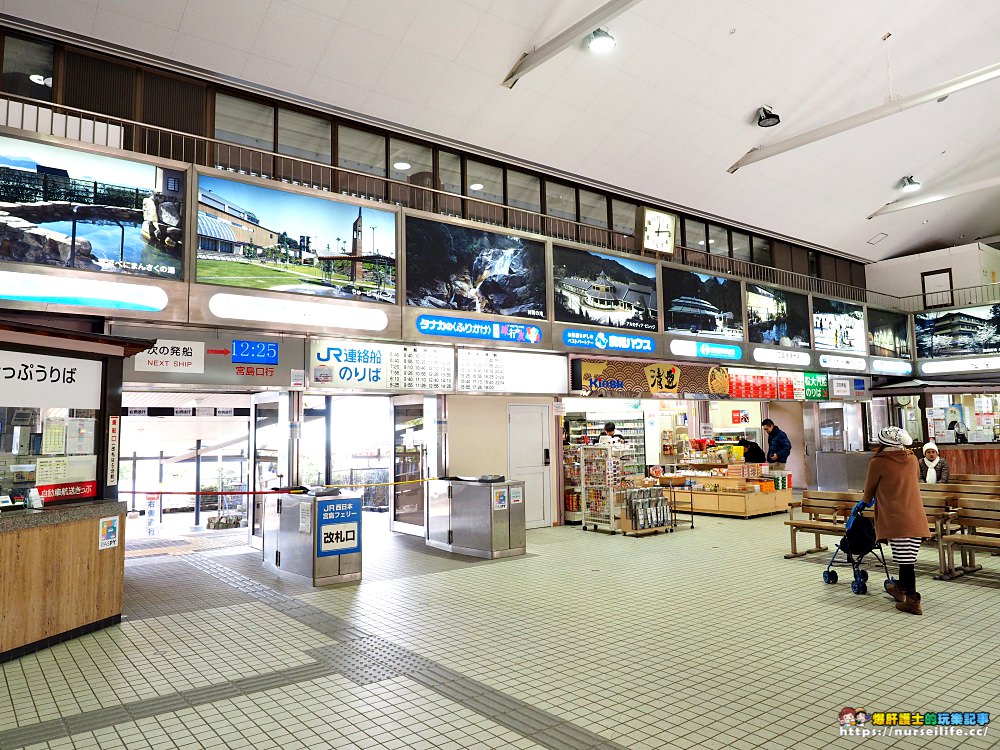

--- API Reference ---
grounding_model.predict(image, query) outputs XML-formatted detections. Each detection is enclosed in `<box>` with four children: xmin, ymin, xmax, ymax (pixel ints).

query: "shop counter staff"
<box><xmin>600</xmin><ymin>422</ymin><xmax>626</xmax><ymax>444</ymax></box>
<box><xmin>761</xmin><ymin>419</ymin><xmax>791</xmax><ymax>471</ymax></box>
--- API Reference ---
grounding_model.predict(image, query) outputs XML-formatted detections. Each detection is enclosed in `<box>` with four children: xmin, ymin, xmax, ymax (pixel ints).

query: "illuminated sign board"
<box><xmin>417</xmin><ymin>314</ymin><xmax>542</xmax><ymax>345</ymax></box>
<box><xmin>670</xmin><ymin>339</ymin><xmax>742</xmax><ymax>361</ymax></box>
<box><xmin>563</xmin><ymin>329</ymin><xmax>655</xmax><ymax>353</ymax></box>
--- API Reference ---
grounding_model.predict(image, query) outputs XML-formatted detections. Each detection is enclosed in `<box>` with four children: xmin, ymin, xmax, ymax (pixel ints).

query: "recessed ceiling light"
<box><xmin>469</xmin><ymin>183</ymin><xmax>484</xmax><ymax>191</ymax></box>
<box><xmin>900</xmin><ymin>175</ymin><xmax>921</xmax><ymax>192</ymax></box>
<box><xmin>392</xmin><ymin>161</ymin><xmax>411</xmax><ymax>171</ymax></box>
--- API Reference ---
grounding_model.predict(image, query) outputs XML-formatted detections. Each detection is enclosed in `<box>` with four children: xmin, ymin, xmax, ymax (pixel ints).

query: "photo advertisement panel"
<box><xmin>915</xmin><ymin>304</ymin><xmax>1000</xmax><ymax>359</ymax></box>
<box><xmin>553</xmin><ymin>245</ymin><xmax>657</xmax><ymax>331</ymax></box>
<box><xmin>196</xmin><ymin>174</ymin><xmax>397</xmax><ymax>304</ymax></box>
<box><xmin>746</xmin><ymin>283</ymin><xmax>810</xmax><ymax>348</ymax></box>
<box><xmin>661</xmin><ymin>267</ymin><xmax>743</xmax><ymax>340</ymax></box>
<box><xmin>867</xmin><ymin>308</ymin><xmax>910</xmax><ymax>359</ymax></box>
<box><xmin>0</xmin><ymin>134</ymin><xmax>184</xmax><ymax>280</ymax></box>
<box><xmin>812</xmin><ymin>297</ymin><xmax>866</xmax><ymax>355</ymax></box>
<box><xmin>405</xmin><ymin>216</ymin><xmax>546</xmax><ymax>320</ymax></box>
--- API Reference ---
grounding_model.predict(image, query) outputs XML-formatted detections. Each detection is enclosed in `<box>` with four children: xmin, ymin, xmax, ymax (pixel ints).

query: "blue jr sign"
<box><xmin>316</xmin><ymin>496</ymin><xmax>362</xmax><ymax>557</ymax></box>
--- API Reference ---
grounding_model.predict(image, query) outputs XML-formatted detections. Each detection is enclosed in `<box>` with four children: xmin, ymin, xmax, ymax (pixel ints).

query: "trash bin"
<box><xmin>425</xmin><ymin>478</ymin><xmax>526</xmax><ymax>559</ymax></box>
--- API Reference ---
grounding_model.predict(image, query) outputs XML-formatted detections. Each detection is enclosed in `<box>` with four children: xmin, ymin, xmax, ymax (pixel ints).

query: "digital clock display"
<box><xmin>232</xmin><ymin>340</ymin><xmax>280</xmax><ymax>365</ymax></box>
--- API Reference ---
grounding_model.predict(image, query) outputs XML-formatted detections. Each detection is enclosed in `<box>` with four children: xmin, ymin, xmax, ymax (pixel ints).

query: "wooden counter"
<box><xmin>681</xmin><ymin>476</ymin><xmax>792</xmax><ymax>518</ymax></box>
<box><xmin>1</xmin><ymin>501</ymin><xmax>126</xmax><ymax>662</ymax></box>
<box><xmin>937</xmin><ymin>446</ymin><xmax>1000</xmax><ymax>475</ymax></box>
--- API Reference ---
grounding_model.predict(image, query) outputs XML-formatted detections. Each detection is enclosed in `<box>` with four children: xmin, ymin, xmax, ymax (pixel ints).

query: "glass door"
<box><xmin>391</xmin><ymin>396</ymin><xmax>426</xmax><ymax>536</ymax></box>
<box><xmin>249</xmin><ymin>392</ymin><xmax>285</xmax><ymax>549</ymax></box>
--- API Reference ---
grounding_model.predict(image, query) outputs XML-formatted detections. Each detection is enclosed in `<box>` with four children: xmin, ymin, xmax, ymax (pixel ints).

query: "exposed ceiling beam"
<box><xmin>868</xmin><ymin>174</ymin><xmax>1000</xmax><ymax>219</ymax></box>
<box><xmin>501</xmin><ymin>0</ymin><xmax>644</xmax><ymax>89</ymax></box>
<box><xmin>728</xmin><ymin>60</ymin><xmax>1000</xmax><ymax>173</ymax></box>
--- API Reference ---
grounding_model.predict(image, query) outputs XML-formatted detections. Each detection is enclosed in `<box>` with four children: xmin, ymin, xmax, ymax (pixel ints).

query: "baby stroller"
<box><xmin>822</xmin><ymin>499</ymin><xmax>894</xmax><ymax>595</ymax></box>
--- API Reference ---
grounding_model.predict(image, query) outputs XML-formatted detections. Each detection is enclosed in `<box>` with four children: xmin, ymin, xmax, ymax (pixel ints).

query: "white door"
<box><xmin>508</xmin><ymin>404</ymin><xmax>551</xmax><ymax>529</ymax></box>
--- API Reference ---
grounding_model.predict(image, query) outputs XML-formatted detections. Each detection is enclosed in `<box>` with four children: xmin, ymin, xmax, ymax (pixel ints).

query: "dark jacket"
<box><xmin>861</xmin><ymin>449</ymin><xmax>930</xmax><ymax>540</ymax></box>
<box><xmin>738</xmin><ymin>440</ymin><xmax>767</xmax><ymax>463</ymax></box>
<box><xmin>766</xmin><ymin>427</ymin><xmax>791</xmax><ymax>463</ymax></box>
<box><xmin>918</xmin><ymin>457</ymin><xmax>950</xmax><ymax>483</ymax></box>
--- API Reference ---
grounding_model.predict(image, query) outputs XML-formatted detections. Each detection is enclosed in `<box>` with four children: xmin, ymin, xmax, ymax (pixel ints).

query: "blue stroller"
<box><xmin>822</xmin><ymin>499</ymin><xmax>894</xmax><ymax>595</ymax></box>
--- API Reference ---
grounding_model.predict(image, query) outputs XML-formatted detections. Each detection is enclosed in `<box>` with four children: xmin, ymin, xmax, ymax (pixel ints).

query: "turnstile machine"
<box><xmin>263</xmin><ymin>487</ymin><xmax>362</xmax><ymax>585</ymax></box>
<box><xmin>426</xmin><ymin>478</ymin><xmax>526</xmax><ymax>559</ymax></box>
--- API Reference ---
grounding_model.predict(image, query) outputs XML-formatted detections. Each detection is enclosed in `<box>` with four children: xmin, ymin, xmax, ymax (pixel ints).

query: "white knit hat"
<box><xmin>923</xmin><ymin>441</ymin><xmax>939</xmax><ymax>453</ymax></box>
<box><xmin>877</xmin><ymin>426</ymin><xmax>913</xmax><ymax>447</ymax></box>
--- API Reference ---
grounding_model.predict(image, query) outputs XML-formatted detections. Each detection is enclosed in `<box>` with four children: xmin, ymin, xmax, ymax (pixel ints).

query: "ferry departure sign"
<box><xmin>231</xmin><ymin>340</ymin><xmax>280</xmax><ymax>365</ymax></box>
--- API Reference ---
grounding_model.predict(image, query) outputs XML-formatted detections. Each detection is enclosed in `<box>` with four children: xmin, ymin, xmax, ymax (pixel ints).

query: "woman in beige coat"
<box><xmin>860</xmin><ymin>427</ymin><xmax>930</xmax><ymax>615</ymax></box>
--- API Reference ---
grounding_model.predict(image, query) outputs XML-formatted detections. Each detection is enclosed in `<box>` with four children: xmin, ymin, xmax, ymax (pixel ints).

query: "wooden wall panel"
<box><xmin>937</xmin><ymin>447</ymin><xmax>1000</xmax><ymax>476</ymax></box>
<box><xmin>0</xmin><ymin>515</ymin><xmax>124</xmax><ymax>653</ymax></box>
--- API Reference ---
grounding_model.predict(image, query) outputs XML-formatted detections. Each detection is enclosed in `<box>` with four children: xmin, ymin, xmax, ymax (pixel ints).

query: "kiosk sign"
<box><xmin>316</xmin><ymin>496</ymin><xmax>361</xmax><ymax>556</ymax></box>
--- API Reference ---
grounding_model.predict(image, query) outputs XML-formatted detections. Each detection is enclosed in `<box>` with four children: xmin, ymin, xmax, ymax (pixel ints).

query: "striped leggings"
<box><xmin>888</xmin><ymin>537</ymin><xmax>922</xmax><ymax>565</ymax></box>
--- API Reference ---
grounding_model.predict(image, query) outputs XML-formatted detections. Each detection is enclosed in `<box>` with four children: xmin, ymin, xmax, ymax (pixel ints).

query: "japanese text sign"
<box><xmin>316</xmin><ymin>496</ymin><xmax>362</xmax><ymax>556</ymax></box>
<box><xmin>0</xmin><ymin>350</ymin><xmax>102</xmax><ymax>409</ymax></box>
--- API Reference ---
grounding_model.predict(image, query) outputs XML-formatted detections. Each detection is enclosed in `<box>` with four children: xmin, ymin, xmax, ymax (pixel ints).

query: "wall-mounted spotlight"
<box><xmin>900</xmin><ymin>175</ymin><xmax>921</xmax><ymax>192</ymax></box>
<box><xmin>756</xmin><ymin>107</ymin><xmax>780</xmax><ymax>127</ymax></box>
<box><xmin>586</xmin><ymin>29</ymin><xmax>616</xmax><ymax>54</ymax></box>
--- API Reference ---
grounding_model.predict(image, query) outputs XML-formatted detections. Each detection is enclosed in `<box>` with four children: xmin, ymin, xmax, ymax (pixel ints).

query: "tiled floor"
<box><xmin>2</xmin><ymin>511</ymin><xmax>997</xmax><ymax>749</ymax></box>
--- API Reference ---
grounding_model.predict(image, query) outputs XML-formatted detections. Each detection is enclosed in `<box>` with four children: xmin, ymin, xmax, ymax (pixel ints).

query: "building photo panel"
<box><xmin>915</xmin><ymin>304</ymin><xmax>1000</xmax><ymax>358</ymax></box>
<box><xmin>868</xmin><ymin>308</ymin><xmax>910</xmax><ymax>358</ymax></box>
<box><xmin>661</xmin><ymin>268</ymin><xmax>743</xmax><ymax>339</ymax></box>
<box><xmin>746</xmin><ymin>283</ymin><xmax>810</xmax><ymax>348</ymax></box>
<box><xmin>0</xmin><ymin>134</ymin><xmax>184</xmax><ymax>280</ymax></box>
<box><xmin>405</xmin><ymin>216</ymin><xmax>546</xmax><ymax>319</ymax></box>
<box><xmin>196</xmin><ymin>174</ymin><xmax>397</xmax><ymax>303</ymax></box>
<box><xmin>812</xmin><ymin>297</ymin><xmax>866</xmax><ymax>354</ymax></box>
<box><xmin>553</xmin><ymin>245</ymin><xmax>657</xmax><ymax>331</ymax></box>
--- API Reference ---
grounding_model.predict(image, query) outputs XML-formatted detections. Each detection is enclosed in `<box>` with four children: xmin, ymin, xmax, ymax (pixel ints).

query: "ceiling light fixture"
<box><xmin>756</xmin><ymin>106</ymin><xmax>780</xmax><ymax>128</ymax></box>
<box><xmin>28</xmin><ymin>74</ymin><xmax>52</xmax><ymax>87</ymax></box>
<box><xmin>392</xmin><ymin>161</ymin><xmax>411</xmax><ymax>171</ymax></box>
<box><xmin>586</xmin><ymin>28</ymin><xmax>616</xmax><ymax>53</ymax></box>
<box><xmin>900</xmin><ymin>175</ymin><xmax>921</xmax><ymax>192</ymax></box>
<box><xmin>469</xmin><ymin>183</ymin><xmax>484</xmax><ymax>191</ymax></box>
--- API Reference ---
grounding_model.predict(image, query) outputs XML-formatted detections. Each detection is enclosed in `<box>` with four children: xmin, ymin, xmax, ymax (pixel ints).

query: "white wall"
<box><xmin>865</xmin><ymin>242</ymin><xmax>997</xmax><ymax>297</ymax></box>
<box><xmin>764</xmin><ymin>401</ymin><xmax>806</xmax><ymax>488</ymax></box>
<box><xmin>445</xmin><ymin>395</ymin><xmax>557</xmax><ymax>514</ymax></box>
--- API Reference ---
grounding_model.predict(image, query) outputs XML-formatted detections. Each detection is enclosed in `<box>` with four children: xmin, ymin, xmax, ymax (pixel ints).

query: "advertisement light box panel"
<box><xmin>196</xmin><ymin>174</ymin><xmax>397</xmax><ymax>304</ymax></box>
<box><xmin>0</xmin><ymin>134</ymin><xmax>185</xmax><ymax>280</ymax></box>
<box><xmin>915</xmin><ymin>304</ymin><xmax>1000</xmax><ymax>359</ymax></box>
<box><xmin>662</xmin><ymin>268</ymin><xmax>743</xmax><ymax>341</ymax></box>
<box><xmin>867</xmin><ymin>308</ymin><xmax>910</xmax><ymax>359</ymax></box>
<box><xmin>405</xmin><ymin>216</ymin><xmax>546</xmax><ymax>320</ymax></box>
<box><xmin>812</xmin><ymin>297</ymin><xmax>866</xmax><ymax>355</ymax></box>
<box><xmin>746</xmin><ymin>283</ymin><xmax>810</xmax><ymax>349</ymax></box>
<box><xmin>552</xmin><ymin>245</ymin><xmax>657</xmax><ymax>331</ymax></box>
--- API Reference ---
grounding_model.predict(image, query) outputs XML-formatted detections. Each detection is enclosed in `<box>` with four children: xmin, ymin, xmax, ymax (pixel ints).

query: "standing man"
<box><xmin>761</xmin><ymin>418</ymin><xmax>791</xmax><ymax>471</ymax></box>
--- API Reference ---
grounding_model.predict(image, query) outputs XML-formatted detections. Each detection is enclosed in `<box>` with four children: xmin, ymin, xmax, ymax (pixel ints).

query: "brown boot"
<box><xmin>885</xmin><ymin>582</ymin><xmax>906</xmax><ymax>603</ymax></box>
<box><xmin>895</xmin><ymin>592</ymin><xmax>922</xmax><ymax>615</ymax></box>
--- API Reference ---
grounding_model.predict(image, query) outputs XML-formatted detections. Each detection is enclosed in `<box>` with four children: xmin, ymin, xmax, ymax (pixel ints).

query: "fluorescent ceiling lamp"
<box><xmin>0</xmin><ymin>271</ymin><xmax>168</xmax><ymax>311</ymax></box>
<box><xmin>501</xmin><ymin>0</ymin><xmax>642</xmax><ymax>88</ymax></box>
<box><xmin>728</xmin><ymin>59</ymin><xmax>1000</xmax><ymax>172</ymax></box>
<box><xmin>587</xmin><ymin>29</ymin><xmax>616</xmax><ymax>53</ymax></box>
<box><xmin>868</xmin><ymin>173</ymin><xmax>1000</xmax><ymax>218</ymax></box>
<box><xmin>28</xmin><ymin>74</ymin><xmax>52</xmax><ymax>87</ymax></box>
<box><xmin>900</xmin><ymin>175</ymin><xmax>921</xmax><ymax>192</ymax></box>
<box><xmin>392</xmin><ymin>161</ymin><xmax>411</xmax><ymax>171</ymax></box>
<box><xmin>209</xmin><ymin>293</ymin><xmax>389</xmax><ymax>331</ymax></box>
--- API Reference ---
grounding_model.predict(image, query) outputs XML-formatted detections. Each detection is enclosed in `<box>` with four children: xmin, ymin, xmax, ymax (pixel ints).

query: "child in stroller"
<box><xmin>822</xmin><ymin>499</ymin><xmax>895</xmax><ymax>595</ymax></box>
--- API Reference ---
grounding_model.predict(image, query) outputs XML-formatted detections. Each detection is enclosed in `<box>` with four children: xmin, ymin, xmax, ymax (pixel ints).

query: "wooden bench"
<box><xmin>948</xmin><ymin>474</ymin><xmax>1000</xmax><ymax>485</ymax></box>
<box><xmin>785</xmin><ymin>492</ymin><xmax>859</xmax><ymax>558</ymax></box>
<box><xmin>937</xmin><ymin>497</ymin><xmax>1000</xmax><ymax>580</ymax></box>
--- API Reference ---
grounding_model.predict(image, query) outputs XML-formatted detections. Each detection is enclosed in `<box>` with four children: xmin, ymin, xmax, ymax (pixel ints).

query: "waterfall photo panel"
<box><xmin>404</xmin><ymin>216</ymin><xmax>546</xmax><ymax>319</ymax></box>
<box><xmin>812</xmin><ymin>297</ymin><xmax>866</xmax><ymax>354</ymax></box>
<box><xmin>196</xmin><ymin>174</ymin><xmax>397</xmax><ymax>304</ymax></box>
<box><xmin>661</xmin><ymin>268</ymin><xmax>744</xmax><ymax>340</ymax></box>
<box><xmin>552</xmin><ymin>245</ymin><xmax>657</xmax><ymax>331</ymax></box>
<box><xmin>0</xmin><ymin>134</ymin><xmax>185</xmax><ymax>280</ymax></box>
<box><xmin>867</xmin><ymin>308</ymin><xmax>910</xmax><ymax>358</ymax></box>
<box><xmin>746</xmin><ymin>283</ymin><xmax>810</xmax><ymax>348</ymax></box>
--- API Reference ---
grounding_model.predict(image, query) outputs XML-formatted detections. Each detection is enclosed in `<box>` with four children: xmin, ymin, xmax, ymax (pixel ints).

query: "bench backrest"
<box><xmin>949</xmin><ymin>474</ymin><xmax>1000</xmax><ymax>484</ymax></box>
<box><xmin>953</xmin><ymin>497</ymin><xmax>1000</xmax><ymax>531</ymax></box>
<box><xmin>801</xmin><ymin>491</ymin><xmax>860</xmax><ymax>518</ymax></box>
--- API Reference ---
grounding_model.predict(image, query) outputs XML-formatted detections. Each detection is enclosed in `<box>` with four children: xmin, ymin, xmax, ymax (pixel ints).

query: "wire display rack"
<box><xmin>580</xmin><ymin>444</ymin><xmax>623</xmax><ymax>533</ymax></box>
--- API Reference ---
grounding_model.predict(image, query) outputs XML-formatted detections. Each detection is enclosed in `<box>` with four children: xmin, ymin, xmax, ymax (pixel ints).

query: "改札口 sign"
<box><xmin>316</xmin><ymin>496</ymin><xmax>362</xmax><ymax>556</ymax></box>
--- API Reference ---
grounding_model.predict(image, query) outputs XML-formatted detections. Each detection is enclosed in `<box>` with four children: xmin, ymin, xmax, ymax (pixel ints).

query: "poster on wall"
<box><xmin>914</xmin><ymin>304</ymin><xmax>1000</xmax><ymax>358</ymax></box>
<box><xmin>746</xmin><ymin>283</ymin><xmax>810</xmax><ymax>349</ymax></box>
<box><xmin>867</xmin><ymin>308</ymin><xmax>910</xmax><ymax>358</ymax></box>
<box><xmin>572</xmin><ymin>359</ymin><xmax>731</xmax><ymax>398</ymax></box>
<box><xmin>405</xmin><ymin>216</ymin><xmax>546</xmax><ymax>320</ymax></box>
<box><xmin>552</xmin><ymin>245</ymin><xmax>657</xmax><ymax>331</ymax></box>
<box><xmin>0</xmin><ymin>134</ymin><xmax>185</xmax><ymax>280</ymax></box>
<box><xmin>196</xmin><ymin>174</ymin><xmax>397</xmax><ymax>303</ymax></box>
<box><xmin>812</xmin><ymin>297</ymin><xmax>866</xmax><ymax>354</ymax></box>
<box><xmin>661</xmin><ymin>268</ymin><xmax>743</xmax><ymax>340</ymax></box>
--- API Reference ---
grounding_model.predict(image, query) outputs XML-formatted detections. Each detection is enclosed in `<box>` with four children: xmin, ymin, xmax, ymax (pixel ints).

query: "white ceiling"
<box><xmin>9</xmin><ymin>0</ymin><xmax>1000</xmax><ymax>274</ymax></box>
